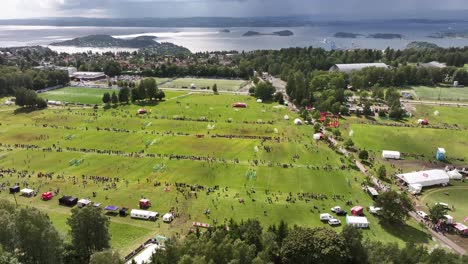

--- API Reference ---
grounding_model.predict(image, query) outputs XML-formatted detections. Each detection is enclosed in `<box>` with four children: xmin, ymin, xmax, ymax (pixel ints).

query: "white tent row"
<box><xmin>396</xmin><ymin>169</ymin><xmax>450</xmax><ymax>187</ymax></box>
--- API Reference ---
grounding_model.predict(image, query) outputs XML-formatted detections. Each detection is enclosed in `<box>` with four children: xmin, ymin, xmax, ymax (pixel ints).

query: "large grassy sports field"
<box><xmin>160</xmin><ymin>77</ymin><xmax>248</xmax><ymax>91</ymax></box>
<box><xmin>0</xmin><ymin>91</ymin><xmax>431</xmax><ymax>254</ymax></box>
<box><xmin>39</xmin><ymin>87</ymin><xmax>120</xmax><ymax>105</ymax></box>
<box><xmin>412</xmin><ymin>86</ymin><xmax>468</xmax><ymax>101</ymax></box>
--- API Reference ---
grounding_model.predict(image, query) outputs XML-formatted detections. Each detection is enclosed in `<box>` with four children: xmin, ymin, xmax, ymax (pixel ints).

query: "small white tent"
<box><xmin>284</xmin><ymin>115</ymin><xmax>289</xmax><ymax>120</ymax></box>
<box><xmin>163</xmin><ymin>213</ymin><xmax>174</xmax><ymax>222</ymax></box>
<box><xmin>294</xmin><ymin>118</ymin><xmax>303</xmax><ymax>125</ymax></box>
<box><xmin>408</xmin><ymin>184</ymin><xmax>423</xmax><ymax>194</ymax></box>
<box><xmin>313</xmin><ymin>133</ymin><xmax>323</xmax><ymax>140</ymax></box>
<box><xmin>382</xmin><ymin>150</ymin><xmax>401</xmax><ymax>160</ymax></box>
<box><xmin>77</xmin><ymin>198</ymin><xmax>92</xmax><ymax>208</ymax></box>
<box><xmin>20</xmin><ymin>188</ymin><xmax>34</xmax><ymax>197</ymax></box>
<box><xmin>256</xmin><ymin>99</ymin><xmax>263</xmax><ymax>103</ymax></box>
<box><xmin>448</xmin><ymin>169</ymin><xmax>463</xmax><ymax>180</ymax></box>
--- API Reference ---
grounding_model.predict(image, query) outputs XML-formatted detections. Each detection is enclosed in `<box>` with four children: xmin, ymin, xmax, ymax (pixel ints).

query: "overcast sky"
<box><xmin>2</xmin><ymin>0</ymin><xmax>468</xmax><ymax>19</ymax></box>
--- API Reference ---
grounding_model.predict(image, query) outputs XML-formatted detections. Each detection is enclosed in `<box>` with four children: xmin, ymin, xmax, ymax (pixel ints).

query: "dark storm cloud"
<box><xmin>7</xmin><ymin>0</ymin><xmax>468</xmax><ymax>18</ymax></box>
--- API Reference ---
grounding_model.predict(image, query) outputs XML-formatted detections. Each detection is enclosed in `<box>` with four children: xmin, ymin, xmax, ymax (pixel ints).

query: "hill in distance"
<box><xmin>50</xmin><ymin>34</ymin><xmax>191</xmax><ymax>54</ymax></box>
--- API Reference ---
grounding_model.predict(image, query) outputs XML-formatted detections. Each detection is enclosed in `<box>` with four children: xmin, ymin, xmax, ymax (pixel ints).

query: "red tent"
<box><xmin>137</xmin><ymin>109</ymin><xmax>147</xmax><ymax>114</ymax></box>
<box><xmin>233</xmin><ymin>102</ymin><xmax>247</xmax><ymax>108</ymax></box>
<box><xmin>139</xmin><ymin>198</ymin><xmax>151</xmax><ymax>209</ymax></box>
<box><xmin>41</xmin><ymin>192</ymin><xmax>54</xmax><ymax>201</ymax></box>
<box><xmin>351</xmin><ymin>206</ymin><xmax>364</xmax><ymax>216</ymax></box>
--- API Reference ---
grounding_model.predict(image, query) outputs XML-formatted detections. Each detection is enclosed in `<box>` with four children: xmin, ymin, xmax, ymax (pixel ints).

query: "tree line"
<box><xmin>0</xmin><ymin>199</ymin><xmax>121</xmax><ymax>264</ymax></box>
<box><xmin>152</xmin><ymin>217</ymin><xmax>467</xmax><ymax>264</ymax></box>
<box><xmin>0</xmin><ymin>66</ymin><xmax>69</xmax><ymax>96</ymax></box>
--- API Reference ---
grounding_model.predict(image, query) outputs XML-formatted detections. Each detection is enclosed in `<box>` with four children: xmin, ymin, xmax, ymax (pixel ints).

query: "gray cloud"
<box><xmin>3</xmin><ymin>0</ymin><xmax>468</xmax><ymax>19</ymax></box>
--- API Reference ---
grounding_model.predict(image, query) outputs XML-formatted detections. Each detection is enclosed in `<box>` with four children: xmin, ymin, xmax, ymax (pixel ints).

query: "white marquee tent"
<box><xmin>346</xmin><ymin>216</ymin><xmax>369</xmax><ymax>228</ymax></box>
<box><xmin>20</xmin><ymin>188</ymin><xmax>35</xmax><ymax>197</ymax></box>
<box><xmin>396</xmin><ymin>169</ymin><xmax>449</xmax><ymax>187</ymax></box>
<box><xmin>382</xmin><ymin>150</ymin><xmax>401</xmax><ymax>160</ymax></box>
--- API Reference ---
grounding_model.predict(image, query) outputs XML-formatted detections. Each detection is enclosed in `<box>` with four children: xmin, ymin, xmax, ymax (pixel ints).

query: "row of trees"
<box><xmin>0</xmin><ymin>199</ymin><xmax>119</xmax><ymax>264</ymax></box>
<box><xmin>152</xmin><ymin>217</ymin><xmax>466</xmax><ymax>264</ymax></box>
<box><xmin>102</xmin><ymin>80</ymin><xmax>166</xmax><ymax>105</ymax></box>
<box><xmin>0</xmin><ymin>66</ymin><xmax>69</xmax><ymax>96</ymax></box>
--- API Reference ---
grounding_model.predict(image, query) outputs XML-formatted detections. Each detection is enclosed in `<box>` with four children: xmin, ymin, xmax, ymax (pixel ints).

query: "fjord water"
<box><xmin>1</xmin><ymin>21</ymin><xmax>468</xmax><ymax>53</ymax></box>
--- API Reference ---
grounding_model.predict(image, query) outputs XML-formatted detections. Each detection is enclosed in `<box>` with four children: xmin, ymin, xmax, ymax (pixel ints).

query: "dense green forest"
<box><xmin>0</xmin><ymin>66</ymin><xmax>69</xmax><ymax>96</ymax></box>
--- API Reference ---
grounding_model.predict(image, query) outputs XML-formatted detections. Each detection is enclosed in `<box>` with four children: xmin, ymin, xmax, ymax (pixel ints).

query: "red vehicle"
<box><xmin>41</xmin><ymin>192</ymin><xmax>54</xmax><ymax>201</ymax></box>
<box><xmin>233</xmin><ymin>102</ymin><xmax>247</xmax><ymax>108</ymax></box>
<box><xmin>351</xmin><ymin>206</ymin><xmax>364</xmax><ymax>216</ymax></box>
<box><xmin>139</xmin><ymin>198</ymin><xmax>152</xmax><ymax>209</ymax></box>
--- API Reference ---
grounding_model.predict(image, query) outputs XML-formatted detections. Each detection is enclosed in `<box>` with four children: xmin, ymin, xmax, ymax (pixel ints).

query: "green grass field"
<box><xmin>412</xmin><ymin>86</ymin><xmax>468</xmax><ymax>101</ymax></box>
<box><xmin>160</xmin><ymin>77</ymin><xmax>248</xmax><ymax>91</ymax></box>
<box><xmin>0</xmin><ymin>93</ymin><xmax>432</xmax><ymax>254</ymax></box>
<box><xmin>420</xmin><ymin>182</ymin><xmax>468</xmax><ymax>222</ymax></box>
<box><xmin>39</xmin><ymin>87</ymin><xmax>120</xmax><ymax>105</ymax></box>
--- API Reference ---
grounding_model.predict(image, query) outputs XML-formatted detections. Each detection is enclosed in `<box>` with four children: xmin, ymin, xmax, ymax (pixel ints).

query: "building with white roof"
<box><xmin>329</xmin><ymin>63</ymin><xmax>389</xmax><ymax>73</ymax></box>
<box><xmin>71</xmin><ymin>72</ymin><xmax>107</xmax><ymax>81</ymax></box>
<box><xmin>396</xmin><ymin>169</ymin><xmax>450</xmax><ymax>188</ymax></box>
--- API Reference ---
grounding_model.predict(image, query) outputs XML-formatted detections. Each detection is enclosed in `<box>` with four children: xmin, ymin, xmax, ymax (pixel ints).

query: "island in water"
<box><xmin>368</xmin><ymin>33</ymin><xmax>403</xmax><ymax>39</ymax></box>
<box><xmin>406</xmin><ymin>41</ymin><xmax>440</xmax><ymax>49</ymax></box>
<box><xmin>50</xmin><ymin>34</ymin><xmax>191</xmax><ymax>55</ymax></box>
<box><xmin>219</xmin><ymin>29</ymin><xmax>231</xmax><ymax>33</ymax></box>
<box><xmin>428</xmin><ymin>31</ymin><xmax>468</xmax><ymax>39</ymax></box>
<box><xmin>333</xmin><ymin>32</ymin><xmax>363</xmax><ymax>38</ymax></box>
<box><xmin>243</xmin><ymin>30</ymin><xmax>294</xmax><ymax>37</ymax></box>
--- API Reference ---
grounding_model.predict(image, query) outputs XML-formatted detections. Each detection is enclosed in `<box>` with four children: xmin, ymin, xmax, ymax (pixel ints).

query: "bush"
<box><xmin>358</xmin><ymin>150</ymin><xmax>369</xmax><ymax>160</ymax></box>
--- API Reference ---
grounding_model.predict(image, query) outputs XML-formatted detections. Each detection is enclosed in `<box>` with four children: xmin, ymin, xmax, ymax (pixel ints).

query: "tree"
<box><xmin>275</xmin><ymin>92</ymin><xmax>285</xmax><ymax>104</ymax></box>
<box><xmin>428</xmin><ymin>204</ymin><xmax>448</xmax><ymax>224</ymax></box>
<box><xmin>344</xmin><ymin>138</ymin><xmax>354</xmax><ymax>149</ymax></box>
<box><xmin>111</xmin><ymin>91</ymin><xmax>118</xmax><ymax>105</ymax></box>
<box><xmin>375</xmin><ymin>190</ymin><xmax>413</xmax><ymax>224</ymax></box>
<box><xmin>67</xmin><ymin>206</ymin><xmax>111</xmax><ymax>262</ymax></box>
<box><xmin>377</xmin><ymin>165</ymin><xmax>387</xmax><ymax>180</ymax></box>
<box><xmin>341</xmin><ymin>226</ymin><xmax>367</xmax><ymax>264</ymax></box>
<box><xmin>118</xmin><ymin>87</ymin><xmax>130</xmax><ymax>104</ymax></box>
<box><xmin>15</xmin><ymin>87</ymin><xmax>38</xmax><ymax>107</ymax></box>
<box><xmin>363</xmin><ymin>103</ymin><xmax>373</xmax><ymax>117</ymax></box>
<box><xmin>15</xmin><ymin>207</ymin><xmax>64</xmax><ymax>264</ymax></box>
<box><xmin>358</xmin><ymin>150</ymin><xmax>369</xmax><ymax>160</ymax></box>
<box><xmin>0</xmin><ymin>247</ymin><xmax>20</xmax><ymax>264</ymax></box>
<box><xmin>254</xmin><ymin>82</ymin><xmax>276</xmax><ymax>101</ymax></box>
<box><xmin>102</xmin><ymin>92</ymin><xmax>111</xmax><ymax>105</ymax></box>
<box><xmin>452</xmin><ymin>68</ymin><xmax>468</xmax><ymax>86</ymax></box>
<box><xmin>212</xmin><ymin>83</ymin><xmax>218</xmax><ymax>95</ymax></box>
<box><xmin>103</xmin><ymin>61</ymin><xmax>121</xmax><ymax>77</ymax></box>
<box><xmin>156</xmin><ymin>90</ymin><xmax>166</xmax><ymax>101</ymax></box>
<box><xmin>89</xmin><ymin>250</ymin><xmax>124</xmax><ymax>264</ymax></box>
<box><xmin>281</xmin><ymin>227</ymin><xmax>348</xmax><ymax>264</ymax></box>
<box><xmin>144</xmin><ymin>78</ymin><xmax>158</xmax><ymax>100</ymax></box>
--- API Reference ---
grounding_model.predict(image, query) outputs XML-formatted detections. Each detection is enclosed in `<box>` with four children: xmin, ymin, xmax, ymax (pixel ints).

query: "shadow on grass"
<box><xmin>133</xmin><ymin>100</ymin><xmax>162</xmax><ymax>107</ymax></box>
<box><xmin>14</xmin><ymin>107</ymin><xmax>45</xmax><ymax>114</ymax></box>
<box><xmin>380</xmin><ymin>221</ymin><xmax>431</xmax><ymax>244</ymax></box>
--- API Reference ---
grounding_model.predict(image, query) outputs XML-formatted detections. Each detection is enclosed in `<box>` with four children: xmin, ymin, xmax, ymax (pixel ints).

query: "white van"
<box><xmin>320</xmin><ymin>213</ymin><xmax>333</xmax><ymax>221</ymax></box>
<box><xmin>130</xmin><ymin>209</ymin><xmax>159</xmax><ymax>221</ymax></box>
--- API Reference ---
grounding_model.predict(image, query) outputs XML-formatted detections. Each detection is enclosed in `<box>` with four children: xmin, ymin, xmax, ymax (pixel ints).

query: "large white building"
<box><xmin>396</xmin><ymin>169</ymin><xmax>450</xmax><ymax>188</ymax></box>
<box><xmin>329</xmin><ymin>63</ymin><xmax>389</xmax><ymax>73</ymax></box>
<box><xmin>71</xmin><ymin>72</ymin><xmax>107</xmax><ymax>81</ymax></box>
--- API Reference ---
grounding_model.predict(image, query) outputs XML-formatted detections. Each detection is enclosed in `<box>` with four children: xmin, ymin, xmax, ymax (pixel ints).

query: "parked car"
<box><xmin>417</xmin><ymin>210</ymin><xmax>430</xmax><ymax>220</ymax></box>
<box><xmin>328</xmin><ymin>218</ymin><xmax>341</xmax><ymax>226</ymax></box>
<box><xmin>336</xmin><ymin>209</ymin><xmax>347</xmax><ymax>216</ymax></box>
<box><xmin>331</xmin><ymin>206</ymin><xmax>342</xmax><ymax>213</ymax></box>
